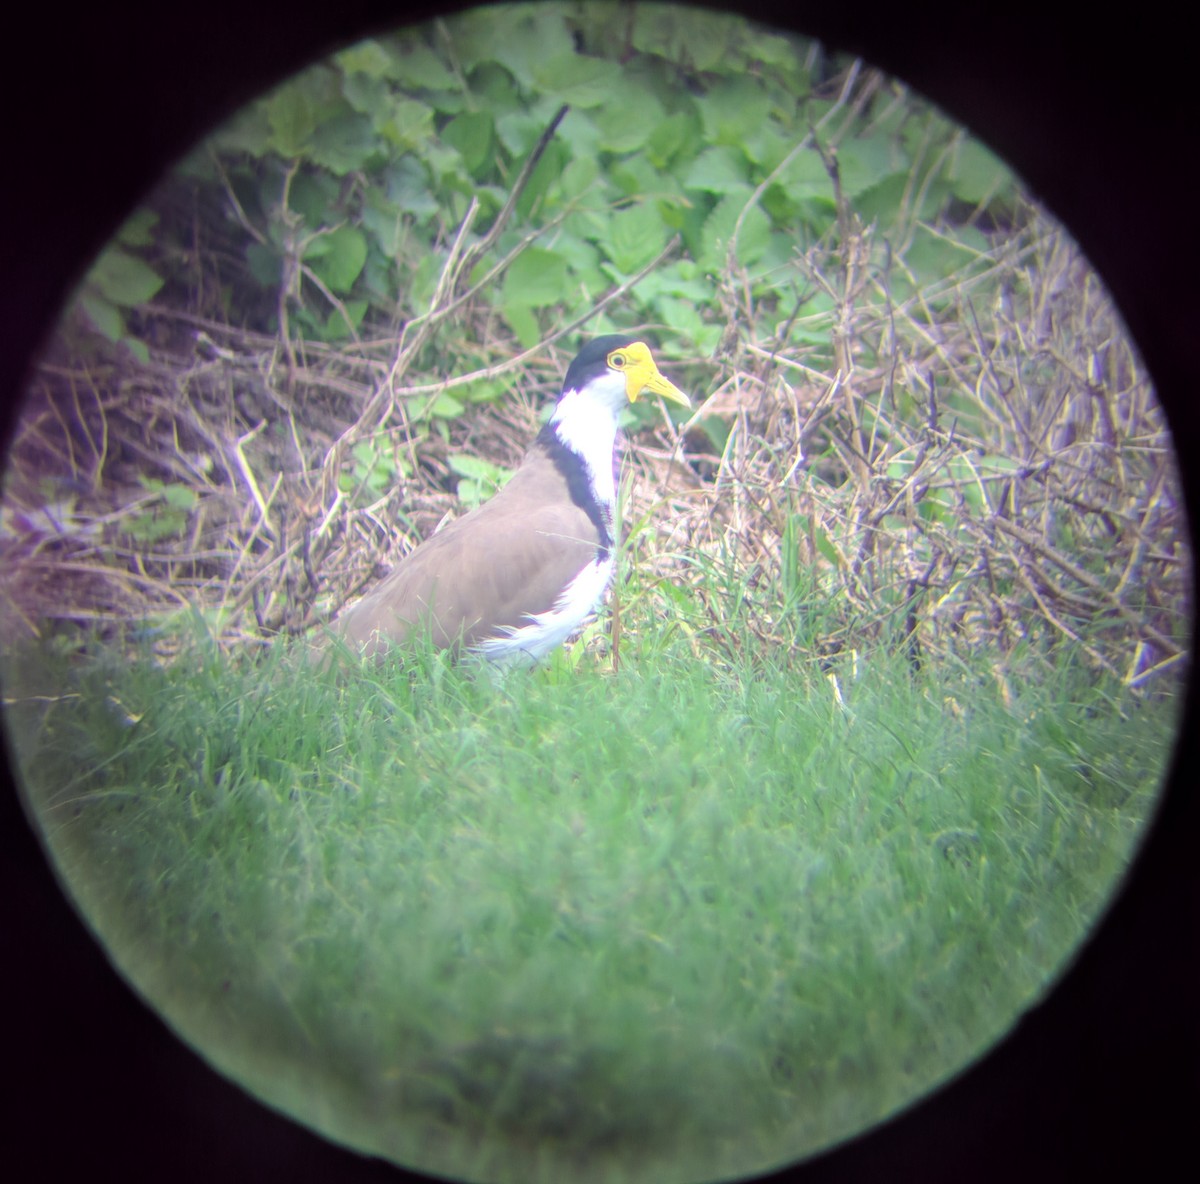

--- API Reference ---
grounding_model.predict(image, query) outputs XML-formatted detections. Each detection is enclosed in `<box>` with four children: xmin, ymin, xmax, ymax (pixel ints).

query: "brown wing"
<box><xmin>329</xmin><ymin>446</ymin><xmax>602</xmax><ymax>657</ymax></box>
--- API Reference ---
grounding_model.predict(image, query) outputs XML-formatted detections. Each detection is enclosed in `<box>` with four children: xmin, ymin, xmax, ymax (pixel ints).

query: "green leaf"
<box><xmin>696</xmin><ymin>77</ymin><xmax>772</xmax><ymax>146</ymax></box>
<box><xmin>837</xmin><ymin>134</ymin><xmax>903</xmax><ymax>199</ymax></box>
<box><xmin>305</xmin><ymin>226</ymin><xmax>367</xmax><ymax>293</ymax></box>
<box><xmin>630</xmin><ymin>6</ymin><xmax>743</xmax><ymax>72</ymax></box>
<box><xmin>429</xmin><ymin>391</ymin><xmax>465</xmax><ymax>419</ymax></box>
<box><xmin>286</xmin><ymin>171</ymin><xmax>340</xmax><ymax>227</ymax></box>
<box><xmin>948</xmin><ymin>136</ymin><xmax>1013</xmax><ymax>205</ymax></box>
<box><xmin>532</xmin><ymin>52</ymin><xmax>623</xmax><ymax>108</ymax></box>
<box><xmin>467</xmin><ymin>62</ymin><xmax>522</xmax><ymax>111</ymax></box>
<box><xmin>263</xmin><ymin>67</ymin><xmax>346</xmax><ymax>157</ymax></box>
<box><xmin>161</xmin><ymin>484</ymin><xmax>198</xmax><ymax>512</ymax></box>
<box><xmin>116</xmin><ymin>208</ymin><xmax>159</xmax><ymax>248</ymax></box>
<box><xmin>683</xmin><ymin>147</ymin><xmax>750</xmax><ymax>194</ymax></box>
<box><xmin>645</xmin><ymin>110</ymin><xmax>701</xmax><ymax>170</ymax></box>
<box><xmin>89</xmin><ymin>246</ymin><xmax>164</xmax><ymax>307</ymax></box>
<box><xmin>502</xmin><ymin>302</ymin><xmax>540</xmax><ymax>349</ymax></box>
<box><xmin>383</xmin><ymin>157</ymin><xmax>438</xmax><ymax>216</ymax></box>
<box><xmin>903</xmin><ymin>224</ymin><xmax>988</xmax><ymax>287</ymax></box>
<box><xmin>448</xmin><ymin>453</ymin><xmax>512</xmax><ymax>483</ymax></box>
<box><xmin>323</xmin><ymin>299</ymin><xmax>368</xmax><ymax>340</ymax></box>
<box><xmin>335</xmin><ymin>39</ymin><xmax>396</xmax><ymax>79</ymax></box>
<box><xmin>442</xmin><ymin>111</ymin><xmax>496</xmax><ymax>178</ymax></box>
<box><xmin>559</xmin><ymin>155</ymin><xmax>600</xmax><ymax>202</ymax></box>
<box><xmin>700</xmin><ymin>192</ymin><xmax>771</xmax><ymax>269</ymax></box>
<box><xmin>378</xmin><ymin>97</ymin><xmax>435</xmax><ymax>150</ymax></box>
<box><xmin>77</xmin><ymin>292</ymin><xmax>124</xmax><ymax>342</ymax></box>
<box><xmin>340</xmin><ymin>71</ymin><xmax>389</xmax><ymax>116</ymax></box>
<box><xmin>209</xmin><ymin>102</ymin><xmax>274</xmax><ymax>155</ymax></box>
<box><xmin>501</xmin><ymin>247</ymin><xmax>569</xmax><ymax>308</ymax></box>
<box><xmin>393</xmin><ymin>42</ymin><xmax>457</xmax><ymax>90</ymax></box>
<box><xmin>515</xmin><ymin>139</ymin><xmax>570</xmax><ymax>221</ymax></box>
<box><xmin>747</xmin><ymin>29</ymin><xmax>805</xmax><ymax>68</ymax></box>
<box><xmin>592</xmin><ymin>87</ymin><xmax>665</xmax><ymax>152</ymax></box>
<box><xmin>605</xmin><ymin>204</ymin><xmax>669</xmax><ymax>274</ymax></box>
<box><xmin>309</xmin><ymin>111</ymin><xmax>381</xmax><ymax>174</ymax></box>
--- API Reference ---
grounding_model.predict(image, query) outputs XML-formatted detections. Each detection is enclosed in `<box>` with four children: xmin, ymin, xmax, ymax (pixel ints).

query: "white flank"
<box><xmin>475</xmin><ymin>553</ymin><xmax>615</xmax><ymax>663</ymax></box>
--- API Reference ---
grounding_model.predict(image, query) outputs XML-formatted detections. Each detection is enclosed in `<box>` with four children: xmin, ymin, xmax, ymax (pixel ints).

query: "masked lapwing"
<box><xmin>322</xmin><ymin>335</ymin><xmax>690</xmax><ymax>663</ymax></box>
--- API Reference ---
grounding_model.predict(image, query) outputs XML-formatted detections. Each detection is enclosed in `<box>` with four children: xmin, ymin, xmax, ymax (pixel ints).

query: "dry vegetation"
<box><xmin>2</xmin><ymin>183</ymin><xmax>1188</xmax><ymax>691</ymax></box>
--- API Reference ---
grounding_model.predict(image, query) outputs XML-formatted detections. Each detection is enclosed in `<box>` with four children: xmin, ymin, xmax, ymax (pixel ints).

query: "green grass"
<box><xmin>4</xmin><ymin>623</ymin><xmax>1174</xmax><ymax>1184</ymax></box>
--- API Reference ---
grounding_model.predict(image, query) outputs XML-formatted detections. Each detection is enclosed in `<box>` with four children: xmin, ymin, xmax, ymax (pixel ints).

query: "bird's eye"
<box><xmin>610</xmin><ymin>353</ymin><xmax>626</xmax><ymax>368</ymax></box>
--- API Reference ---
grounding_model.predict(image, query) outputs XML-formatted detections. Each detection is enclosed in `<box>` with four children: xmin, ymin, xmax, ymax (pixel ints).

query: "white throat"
<box><xmin>548</xmin><ymin>371</ymin><xmax>626</xmax><ymax>507</ymax></box>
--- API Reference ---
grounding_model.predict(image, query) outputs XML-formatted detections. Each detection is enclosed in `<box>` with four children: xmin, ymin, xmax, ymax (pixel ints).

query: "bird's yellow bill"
<box><xmin>616</xmin><ymin>341</ymin><xmax>691</xmax><ymax>407</ymax></box>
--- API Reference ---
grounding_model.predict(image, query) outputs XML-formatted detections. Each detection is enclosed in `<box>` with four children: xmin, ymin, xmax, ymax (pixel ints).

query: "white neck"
<box><xmin>549</xmin><ymin>372</ymin><xmax>626</xmax><ymax>507</ymax></box>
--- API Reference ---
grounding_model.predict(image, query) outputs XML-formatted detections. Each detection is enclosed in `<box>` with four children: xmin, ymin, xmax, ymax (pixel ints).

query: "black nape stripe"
<box><xmin>536</xmin><ymin>422</ymin><xmax>613</xmax><ymax>557</ymax></box>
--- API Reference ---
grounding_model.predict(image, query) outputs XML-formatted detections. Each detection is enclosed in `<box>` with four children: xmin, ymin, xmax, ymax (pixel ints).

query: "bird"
<box><xmin>321</xmin><ymin>335</ymin><xmax>690</xmax><ymax>663</ymax></box>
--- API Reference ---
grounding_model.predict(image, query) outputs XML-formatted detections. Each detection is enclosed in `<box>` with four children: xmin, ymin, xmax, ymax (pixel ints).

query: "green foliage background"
<box><xmin>91</xmin><ymin>2</ymin><xmax>1012</xmax><ymax>357</ymax></box>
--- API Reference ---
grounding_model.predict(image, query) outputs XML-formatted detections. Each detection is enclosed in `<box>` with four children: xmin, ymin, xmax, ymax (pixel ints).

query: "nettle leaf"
<box><xmin>836</xmin><ymin>133</ymin><xmax>903</xmax><ymax>199</ymax></box>
<box><xmin>340</xmin><ymin>71</ymin><xmax>389</xmax><ymax>116</ymax></box>
<box><xmin>743</xmin><ymin>123</ymin><xmax>795</xmax><ymax>171</ymax></box>
<box><xmin>309</xmin><ymin>111</ymin><xmax>381</xmax><ymax>174</ymax></box>
<box><xmin>700</xmin><ymin>192</ymin><xmax>771</xmax><ymax>270</ymax></box>
<box><xmin>442</xmin><ymin>111</ymin><xmax>496</xmax><ymax>178</ymax></box>
<box><xmin>306</xmin><ymin>226</ymin><xmax>368</xmax><ymax>293</ymax></box>
<box><xmin>610</xmin><ymin>155</ymin><xmax>681</xmax><ymax>202</ymax></box>
<box><xmin>782</xmin><ymin>149</ymin><xmax>837</xmax><ymax>200</ymax></box>
<box><xmin>683</xmin><ymin>146</ymin><xmax>750</xmax><ymax>194</ymax></box>
<box><xmin>502</xmin><ymin>302</ymin><xmax>540</xmax><ymax>349</ymax></box>
<box><xmin>532</xmin><ymin>52</ymin><xmax>623</xmax><ymax>108</ymax></box>
<box><xmin>632</xmin><ymin>263</ymin><xmax>712</xmax><ymax>305</ymax></box>
<box><xmin>852</xmin><ymin>172</ymin><xmax>913</xmax><ymax>226</ymax></box>
<box><xmin>384</xmin><ymin>157</ymin><xmax>438</xmax><ymax>215</ymax></box>
<box><xmin>495</xmin><ymin>110</ymin><xmax>545</xmax><ymax>156</ymax></box>
<box><xmin>448</xmin><ymin>454</ymin><xmax>512</xmax><ymax>484</ymax></box>
<box><xmin>77</xmin><ymin>292</ymin><xmax>125</xmax><ymax>342</ymax></box>
<box><xmin>467</xmin><ymin>61</ymin><xmax>522</xmax><ymax>111</ymax></box>
<box><xmin>559</xmin><ymin>155</ymin><xmax>600</xmax><ymax>202</ymax></box>
<box><xmin>412</xmin><ymin>391</ymin><xmax>465</xmax><ymax>420</ymax></box>
<box><xmin>335</xmin><ymin>39</ymin><xmax>395</xmax><ymax>79</ymax></box>
<box><xmin>630</xmin><ymin>5</ymin><xmax>742</xmax><ymax>73</ymax></box>
<box><xmin>606</xmin><ymin>204</ymin><xmax>669</xmax><ymax>274</ymax></box>
<box><xmin>393</xmin><ymin>42</ymin><xmax>457</xmax><ymax>90</ymax></box>
<box><xmin>516</xmin><ymin>140</ymin><xmax>571</xmax><ymax>220</ymax></box>
<box><xmin>468</xmin><ymin>3</ymin><xmax>576</xmax><ymax>85</ymax></box>
<box><xmin>645</xmin><ymin>110</ymin><xmax>702</xmax><ymax>169</ymax></box>
<box><xmin>785</xmin><ymin>292</ymin><xmax>837</xmax><ymax>346</ymax></box>
<box><xmin>502</xmin><ymin>247</ymin><xmax>569</xmax><ymax>308</ymax></box>
<box><xmin>379</xmin><ymin>97</ymin><xmax>435</xmax><ymax>150</ymax></box>
<box><xmin>210</xmin><ymin>102</ymin><xmax>273</xmax><ymax>155</ymax></box>
<box><xmin>286</xmin><ymin>170</ymin><xmax>340</xmax><ymax>227</ymax></box>
<box><xmin>904</xmin><ymin>224</ymin><xmax>990</xmax><ymax>287</ymax></box>
<box><xmin>747</xmin><ymin>28</ymin><xmax>805</xmax><ymax>69</ymax></box>
<box><xmin>592</xmin><ymin>87</ymin><xmax>665</xmax><ymax>153</ymax></box>
<box><xmin>264</xmin><ymin>90</ymin><xmax>314</xmax><ymax>157</ymax></box>
<box><xmin>116</xmin><ymin>208</ymin><xmax>159</xmax><ymax>248</ymax></box>
<box><xmin>89</xmin><ymin>246</ymin><xmax>165</xmax><ymax>307</ymax></box>
<box><xmin>552</xmin><ymin>232</ymin><xmax>605</xmax><ymax>284</ymax></box>
<box><xmin>322</xmin><ymin>299</ymin><xmax>369</xmax><ymax>341</ymax></box>
<box><xmin>361</xmin><ymin>201</ymin><xmax>402</xmax><ymax>258</ymax></box>
<box><xmin>264</xmin><ymin>67</ymin><xmax>346</xmax><ymax>157</ymax></box>
<box><xmin>948</xmin><ymin>136</ymin><xmax>1012</xmax><ymax>205</ymax></box>
<box><xmin>161</xmin><ymin>484</ymin><xmax>198</xmax><ymax>512</ymax></box>
<box><xmin>696</xmin><ymin>77</ymin><xmax>772</xmax><ymax>146</ymax></box>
